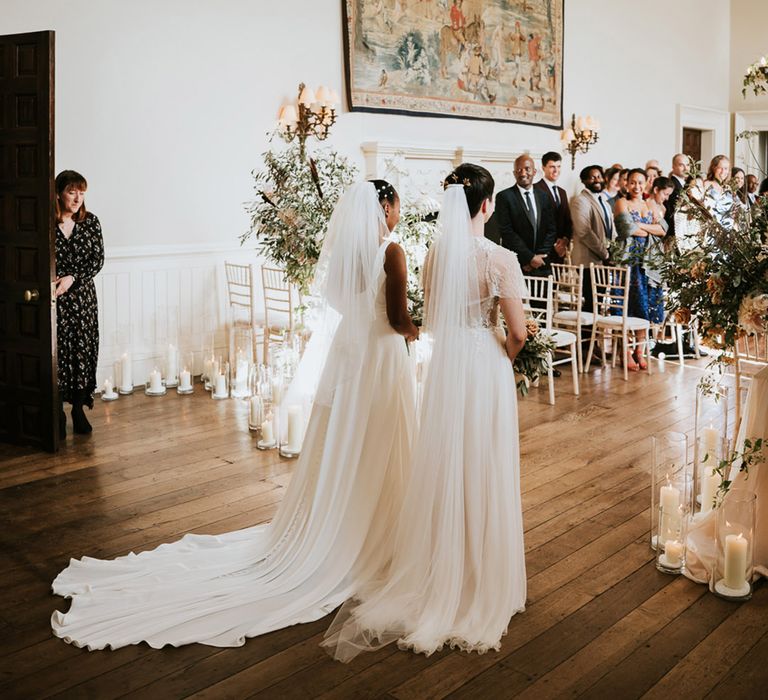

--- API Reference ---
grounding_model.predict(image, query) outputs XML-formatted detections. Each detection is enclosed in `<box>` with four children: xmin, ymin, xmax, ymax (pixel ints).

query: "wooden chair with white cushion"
<box><xmin>261</xmin><ymin>265</ymin><xmax>301</xmax><ymax>364</ymax></box>
<box><xmin>224</xmin><ymin>261</ymin><xmax>265</xmax><ymax>364</ymax></box>
<box><xmin>551</xmin><ymin>263</ymin><xmax>592</xmax><ymax>373</ymax></box>
<box><xmin>523</xmin><ymin>274</ymin><xmax>580</xmax><ymax>405</ymax></box>
<box><xmin>584</xmin><ymin>263</ymin><xmax>652</xmax><ymax>381</ymax></box>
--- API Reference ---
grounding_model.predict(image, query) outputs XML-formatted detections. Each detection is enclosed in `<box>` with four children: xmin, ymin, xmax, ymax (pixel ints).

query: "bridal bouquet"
<box><xmin>513</xmin><ymin>319</ymin><xmax>557</xmax><ymax>396</ymax></box>
<box><xmin>243</xmin><ymin>141</ymin><xmax>357</xmax><ymax>294</ymax></box>
<box><xmin>661</xmin><ymin>176</ymin><xmax>768</xmax><ymax>369</ymax></box>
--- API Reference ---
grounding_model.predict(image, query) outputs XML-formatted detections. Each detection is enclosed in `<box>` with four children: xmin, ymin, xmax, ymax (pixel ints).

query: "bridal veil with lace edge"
<box><xmin>50</xmin><ymin>182</ymin><xmax>416</xmax><ymax>650</ymax></box>
<box><xmin>322</xmin><ymin>184</ymin><xmax>528</xmax><ymax>662</ymax></box>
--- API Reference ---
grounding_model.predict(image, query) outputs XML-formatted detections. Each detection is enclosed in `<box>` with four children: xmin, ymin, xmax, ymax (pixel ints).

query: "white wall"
<box><xmin>730</xmin><ymin>0</ymin><xmax>768</xmax><ymax>112</ymax></box>
<box><xmin>4</xmin><ymin>0</ymin><xmax>734</xmax><ymax>251</ymax></box>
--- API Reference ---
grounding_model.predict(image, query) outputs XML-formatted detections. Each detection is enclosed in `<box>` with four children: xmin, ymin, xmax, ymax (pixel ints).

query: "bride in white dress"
<box><xmin>323</xmin><ymin>163</ymin><xmax>529</xmax><ymax>661</ymax></box>
<box><xmin>51</xmin><ymin>181</ymin><xmax>419</xmax><ymax>650</ymax></box>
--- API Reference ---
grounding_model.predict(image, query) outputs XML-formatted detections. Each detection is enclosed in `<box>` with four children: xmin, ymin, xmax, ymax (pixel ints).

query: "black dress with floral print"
<box><xmin>55</xmin><ymin>212</ymin><xmax>104</xmax><ymax>407</ymax></box>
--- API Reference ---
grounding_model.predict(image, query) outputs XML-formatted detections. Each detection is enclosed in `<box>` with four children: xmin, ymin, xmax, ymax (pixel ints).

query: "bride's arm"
<box><xmin>499</xmin><ymin>297</ymin><xmax>527</xmax><ymax>363</ymax></box>
<box><xmin>384</xmin><ymin>242</ymin><xmax>419</xmax><ymax>341</ymax></box>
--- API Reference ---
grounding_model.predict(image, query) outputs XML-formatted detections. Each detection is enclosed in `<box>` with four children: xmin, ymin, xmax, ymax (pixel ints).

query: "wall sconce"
<box><xmin>561</xmin><ymin>114</ymin><xmax>600</xmax><ymax>169</ymax></box>
<box><xmin>278</xmin><ymin>83</ymin><xmax>339</xmax><ymax>160</ymax></box>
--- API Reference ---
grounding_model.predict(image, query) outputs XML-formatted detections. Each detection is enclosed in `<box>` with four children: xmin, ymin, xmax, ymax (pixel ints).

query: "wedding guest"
<box><xmin>534</xmin><ymin>151</ymin><xmax>572</xmax><ymax>264</ymax></box>
<box><xmin>618</xmin><ymin>168</ymin><xmax>630</xmax><ymax>198</ymax></box>
<box><xmin>647</xmin><ymin>176</ymin><xmax>674</xmax><ymax>229</ymax></box>
<box><xmin>644</xmin><ymin>165</ymin><xmax>661</xmax><ymax>198</ymax></box>
<box><xmin>665</xmin><ymin>153</ymin><xmax>690</xmax><ymax>237</ymax></box>
<box><xmin>55</xmin><ymin>170</ymin><xmax>104</xmax><ymax>437</ymax></box>
<box><xmin>699</xmin><ymin>155</ymin><xmax>737</xmax><ymax>229</ymax></box>
<box><xmin>731</xmin><ymin>167</ymin><xmax>748</xmax><ymax>206</ymax></box>
<box><xmin>759</xmin><ymin>176</ymin><xmax>768</xmax><ymax>199</ymax></box>
<box><xmin>645</xmin><ymin>159</ymin><xmax>661</xmax><ymax>172</ymax></box>
<box><xmin>603</xmin><ymin>167</ymin><xmax>622</xmax><ymax>210</ymax></box>
<box><xmin>495</xmin><ymin>154</ymin><xmax>556</xmax><ymax>276</ymax></box>
<box><xmin>746</xmin><ymin>174</ymin><xmax>759</xmax><ymax>205</ymax></box>
<box><xmin>614</xmin><ymin>169</ymin><xmax>666</xmax><ymax>370</ymax></box>
<box><xmin>570</xmin><ymin>164</ymin><xmax>613</xmax><ymax>313</ymax></box>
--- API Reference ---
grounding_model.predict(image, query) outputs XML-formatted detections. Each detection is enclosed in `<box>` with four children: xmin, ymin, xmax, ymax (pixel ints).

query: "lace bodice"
<box><xmin>424</xmin><ymin>236</ymin><xmax>526</xmax><ymax>329</ymax></box>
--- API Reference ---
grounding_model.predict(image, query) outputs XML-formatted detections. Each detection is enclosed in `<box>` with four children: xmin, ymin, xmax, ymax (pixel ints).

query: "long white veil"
<box><xmin>283</xmin><ymin>181</ymin><xmax>389</xmax><ymax>412</ymax></box>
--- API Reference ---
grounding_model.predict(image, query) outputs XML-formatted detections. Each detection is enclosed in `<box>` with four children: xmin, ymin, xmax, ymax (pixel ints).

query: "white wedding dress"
<box><xmin>51</xmin><ymin>184</ymin><xmax>416</xmax><ymax>650</ymax></box>
<box><xmin>323</xmin><ymin>186</ymin><xmax>527</xmax><ymax>661</ymax></box>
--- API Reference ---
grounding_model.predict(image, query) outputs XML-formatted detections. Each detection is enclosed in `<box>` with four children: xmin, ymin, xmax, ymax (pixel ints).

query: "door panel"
<box><xmin>0</xmin><ymin>30</ymin><xmax>57</xmax><ymax>451</ymax></box>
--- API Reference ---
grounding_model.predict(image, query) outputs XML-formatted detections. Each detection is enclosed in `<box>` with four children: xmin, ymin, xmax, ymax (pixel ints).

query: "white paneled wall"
<box><xmin>95</xmin><ymin>244</ymin><xmax>265</xmax><ymax>389</ymax></box>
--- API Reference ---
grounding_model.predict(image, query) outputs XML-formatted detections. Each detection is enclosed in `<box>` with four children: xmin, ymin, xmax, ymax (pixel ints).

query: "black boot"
<box><xmin>71</xmin><ymin>391</ymin><xmax>93</xmax><ymax>434</ymax></box>
<box><xmin>59</xmin><ymin>401</ymin><xmax>67</xmax><ymax>439</ymax></box>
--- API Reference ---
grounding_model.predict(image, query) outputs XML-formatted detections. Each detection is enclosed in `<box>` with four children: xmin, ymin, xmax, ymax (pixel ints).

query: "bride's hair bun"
<box><xmin>443</xmin><ymin>163</ymin><xmax>495</xmax><ymax>218</ymax></box>
<box><xmin>368</xmin><ymin>179</ymin><xmax>398</xmax><ymax>206</ymax></box>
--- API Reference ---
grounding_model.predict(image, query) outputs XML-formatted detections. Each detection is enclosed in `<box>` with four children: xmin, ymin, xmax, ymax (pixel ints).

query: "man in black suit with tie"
<box><xmin>534</xmin><ymin>151</ymin><xmax>572</xmax><ymax>264</ymax></box>
<box><xmin>495</xmin><ymin>154</ymin><xmax>557</xmax><ymax>277</ymax></box>
<box><xmin>664</xmin><ymin>153</ymin><xmax>690</xmax><ymax>238</ymax></box>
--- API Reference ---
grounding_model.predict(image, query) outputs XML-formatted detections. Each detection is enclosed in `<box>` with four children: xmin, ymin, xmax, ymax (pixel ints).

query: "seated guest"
<box><xmin>603</xmin><ymin>167</ymin><xmax>622</xmax><ymax>210</ymax></box>
<box><xmin>614</xmin><ymin>169</ymin><xmax>666</xmax><ymax>370</ymax></box>
<box><xmin>495</xmin><ymin>154</ymin><xmax>557</xmax><ymax>276</ymax></box>
<box><xmin>570</xmin><ymin>165</ymin><xmax>613</xmax><ymax>312</ymax></box>
<box><xmin>534</xmin><ymin>151</ymin><xmax>572</xmax><ymax>264</ymax></box>
<box><xmin>746</xmin><ymin>174</ymin><xmax>759</xmax><ymax>205</ymax></box>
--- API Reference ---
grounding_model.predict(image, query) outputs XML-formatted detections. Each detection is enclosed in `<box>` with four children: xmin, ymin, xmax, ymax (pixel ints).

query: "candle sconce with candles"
<box><xmin>560</xmin><ymin>113</ymin><xmax>600</xmax><ymax>169</ymax></box>
<box><xmin>711</xmin><ymin>492</ymin><xmax>756</xmax><ymax>600</ymax></box>
<box><xmin>145</xmin><ymin>367</ymin><xmax>167</xmax><ymax>396</ymax></box>
<box><xmin>650</xmin><ymin>432</ymin><xmax>692</xmax><ymax>550</ymax></box>
<box><xmin>177</xmin><ymin>352</ymin><xmax>195</xmax><ymax>395</ymax></box>
<box><xmin>278</xmin><ymin>82</ymin><xmax>339</xmax><ymax>161</ymax></box>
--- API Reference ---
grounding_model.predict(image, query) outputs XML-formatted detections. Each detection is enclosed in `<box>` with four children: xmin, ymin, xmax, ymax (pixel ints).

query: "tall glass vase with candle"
<box><xmin>177</xmin><ymin>351</ymin><xmax>195</xmax><ymax>395</ymax></box>
<box><xmin>650</xmin><ymin>432</ymin><xmax>691</xmax><ymax>550</ymax></box>
<box><xmin>248</xmin><ymin>365</ymin><xmax>263</xmax><ymax>432</ymax></box>
<box><xmin>211</xmin><ymin>360</ymin><xmax>229</xmax><ymax>400</ymax></box>
<box><xmin>230</xmin><ymin>339</ymin><xmax>252</xmax><ymax>399</ymax></box>
<box><xmin>145</xmin><ymin>366</ymin><xmax>166</xmax><ymax>396</ymax></box>
<box><xmin>655</xmin><ymin>503</ymin><xmax>689</xmax><ymax>574</ymax></box>
<box><xmin>278</xmin><ymin>403</ymin><xmax>304</xmax><ymax>458</ymax></box>
<box><xmin>710</xmin><ymin>492</ymin><xmax>756</xmax><ymax>600</ymax></box>
<box><xmin>117</xmin><ymin>351</ymin><xmax>134</xmax><ymax>395</ymax></box>
<box><xmin>164</xmin><ymin>343</ymin><xmax>179</xmax><ymax>388</ymax></box>
<box><xmin>693</xmin><ymin>383</ymin><xmax>730</xmax><ymax>518</ymax></box>
<box><xmin>201</xmin><ymin>326</ymin><xmax>215</xmax><ymax>391</ymax></box>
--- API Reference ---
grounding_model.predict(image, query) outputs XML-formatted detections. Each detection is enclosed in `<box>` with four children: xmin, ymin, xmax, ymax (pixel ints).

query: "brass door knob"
<box><xmin>23</xmin><ymin>289</ymin><xmax>40</xmax><ymax>302</ymax></box>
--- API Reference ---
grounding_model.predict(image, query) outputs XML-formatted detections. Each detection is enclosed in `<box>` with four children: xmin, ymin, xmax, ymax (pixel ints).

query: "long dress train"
<box><xmin>51</xmin><ymin>194</ymin><xmax>415</xmax><ymax>650</ymax></box>
<box><xmin>323</xmin><ymin>189</ymin><xmax>527</xmax><ymax>661</ymax></box>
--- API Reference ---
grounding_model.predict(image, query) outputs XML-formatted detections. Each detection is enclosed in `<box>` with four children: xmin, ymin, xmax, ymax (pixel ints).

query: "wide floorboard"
<box><xmin>1</xmin><ymin>357</ymin><xmax>766</xmax><ymax>699</ymax></box>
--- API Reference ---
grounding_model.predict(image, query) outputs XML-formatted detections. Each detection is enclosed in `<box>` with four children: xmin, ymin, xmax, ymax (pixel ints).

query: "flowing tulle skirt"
<box><xmin>51</xmin><ymin>321</ymin><xmax>414</xmax><ymax>650</ymax></box>
<box><xmin>322</xmin><ymin>327</ymin><xmax>526</xmax><ymax>661</ymax></box>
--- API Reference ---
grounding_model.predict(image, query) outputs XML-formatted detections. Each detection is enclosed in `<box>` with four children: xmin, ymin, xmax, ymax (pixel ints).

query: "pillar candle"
<box><xmin>659</xmin><ymin>483</ymin><xmax>681</xmax><ymax>540</ymax></box>
<box><xmin>120</xmin><ymin>353</ymin><xmax>132</xmax><ymax>390</ymax></box>
<box><xmin>724</xmin><ymin>533</ymin><xmax>748</xmax><ymax>589</ymax></box>
<box><xmin>166</xmin><ymin>344</ymin><xmax>178</xmax><ymax>381</ymax></box>
<box><xmin>699</xmin><ymin>467</ymin><xmax>720</xmax><ymax>513</ymax></box>
<box><xmin>235</xmin><ymin>359</ymin><xmax>249</xmax><ymax>394</ymax></box>
<box><xmin>702</xmin><ymin>426</ymin><xmax>721</xmax><ymax>456</ymax></box>
<box><xmin>214</xmin><ymin>373</ymin><xmax>227</xmax><ymax>397</ymax></box>
<box><xmin>179</xmin><ymin>369</ymin><xmax>192</xmax><ymax>391</ymax></box>
<box><xmin>261</xmin><ymin>417</ymin><xmax>274</xmax><ymax>444</ymax></box>
<box><xmin>149</xmin><ymin>369</ymin><xmax>162</xmax><ymax>392</ymax></box>
<box><xmin>103</xmin><ymin>378</ymin><xmax>113</xmax><ymax>396</ymax></box>
<box><xmin>286</xmin><ymin>404</ymin><xmax>303</xmax><ymax>452</ymax></box>
<box><xmin>271</xmin><ymin>379</ymin><xmax>283</xmax><ymax>405</ymax></box>
<box><xmin>664</xmin><ymin>540</ymin><xmax>683</xmax><ymax>567</ymax></box>
<box><xmin>249</xmin><ymin>396</ymin><xmax>262</xmax><ymax>425</ymax></box>
<box><xmin>203</xmin><ymin>358</ymin><xmax>212</xmax><ymax>381</ymax></box>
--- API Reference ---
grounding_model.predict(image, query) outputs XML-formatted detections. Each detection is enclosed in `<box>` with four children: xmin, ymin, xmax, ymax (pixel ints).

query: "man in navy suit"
<box><xmin>534</xmin><ymin>151</ymin><xmax>572</xmax><ymax>264</ymax></box>
<box><xmin>495</xmin><ymin>154</ymin><xmax>557</xmax><ymax>276</ymax></box>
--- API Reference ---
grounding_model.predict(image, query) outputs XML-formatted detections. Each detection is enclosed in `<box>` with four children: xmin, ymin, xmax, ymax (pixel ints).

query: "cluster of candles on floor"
<box><xmin>650</xmin><ymin>386</ymin><xmax>756</xmax><ymax>601</ymax></box>
<box><xmin>100</xmin><ymin>345</ymin><xmax>195</xmax><ymax>401</ymax></box>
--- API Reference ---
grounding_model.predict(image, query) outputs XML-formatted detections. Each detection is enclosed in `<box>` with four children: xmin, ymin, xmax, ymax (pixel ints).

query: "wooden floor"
<box><xmin>1</xmin><ymin>357</ymin><xmax>767</xmax><ymax>699</ymax></box>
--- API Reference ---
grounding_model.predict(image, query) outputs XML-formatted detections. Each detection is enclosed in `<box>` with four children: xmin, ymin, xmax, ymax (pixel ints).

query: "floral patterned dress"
<box><xmin>55</xmin><ymin>213</ymin><xmax>104</xmax><ymax>406</ymax></box>
<box><xmin>627</xmin><ymin>209</ymin><xmax>664</xmax><ymax>324</ymax></box>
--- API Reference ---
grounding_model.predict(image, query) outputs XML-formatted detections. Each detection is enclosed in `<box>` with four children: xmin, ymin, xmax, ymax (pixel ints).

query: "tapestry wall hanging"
<box><xmin>342</xmin><ymin>0</ymin><xmax>564</xmax><ymax>127</ymax></box>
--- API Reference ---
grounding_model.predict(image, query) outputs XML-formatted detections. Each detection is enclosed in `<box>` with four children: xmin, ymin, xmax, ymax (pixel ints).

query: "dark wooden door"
<box><xmin>682</xmin><ymin>127</ymin><xmax>702</xmax><ymax>164</ymax></box>
<box><xmin>0</xmin><ymin>31</ymin><xmax>58</xmax><ymax>452</ymax></box>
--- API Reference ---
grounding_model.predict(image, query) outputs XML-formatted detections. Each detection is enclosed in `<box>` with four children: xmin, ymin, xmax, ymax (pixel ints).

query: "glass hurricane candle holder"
<box><xmin>145</xmin><ymin>367</ymin><xmax>166</xmax><ymax>396</ymax></box>
<box><xmin>211</xmin><ymin>361</ymin><xmax>229</xmax><ymax>400</ymax></box>
<box><xmin>177</xmin><ymin>351</ymin><xmax>194</xmax><ymax>395</ymax></box>
<box><xmin>710</xmin><ymin>492</ymin><xmax>756</xmax><ymax>601</ymax></box>
<box><xmin>117</xmin><ymin>351</ymin><xmax>134</xmax><ymax>395</ymax></box>
<box><xmin>257</xmin><ymin>409</ymin><xmax>277</xmax><ymax>450</ymax></box>
<box><xmin>249</xmin><ymin>395</ymin><xmax>265</xmax><ymax>433</ymax></box>
<box><xmin>655</xmin><ymin>503</ymin><xmax>689</xmax><ymax>574</ymax></box>
<box><xmin>164</xmin><ymin>343</ymin><xmax>179</xmax><ymax>388</ymax></box>
<box><xmin>650</xmin><ymin>432</ymin><xmax>691</xmax><ymax>550</ymax></box>
<box><xmin>278</xmin><ymin>403</ymin><xmax>304</xmax><ymax>459</ymax></box>
<box><xmin>230</xmin><ymin>349</ymin><xmax>252</xmax><ymax>399</ymax></box>
<box><xmin>101</xmin><ymin>376</ymin><xmax>118</xmax><ymax>402</ymax></box>
<box><xmin>693</xmin><ymin>384</ymin><xmax>729</xmax><ymax>517</ymax></box>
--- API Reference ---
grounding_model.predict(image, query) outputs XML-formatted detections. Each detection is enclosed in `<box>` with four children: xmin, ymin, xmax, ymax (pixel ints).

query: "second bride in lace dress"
<box><xmin>324</xmin><ymin>163</ymin><xmax>529</xmax><ymax>661</ymax></box>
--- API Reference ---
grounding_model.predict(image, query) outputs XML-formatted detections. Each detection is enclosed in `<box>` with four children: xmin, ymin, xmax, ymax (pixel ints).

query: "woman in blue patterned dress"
<box><xmin>614</xmin><ymin>169</ymin><xmax>666</xmax><ymax>370</ymax></box>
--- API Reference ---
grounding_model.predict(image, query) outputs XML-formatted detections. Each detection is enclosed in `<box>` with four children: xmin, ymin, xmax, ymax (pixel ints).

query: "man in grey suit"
<box><xmin>570</xmin><ymin>164</ymin><xmax>614</xmax><ymax>312</ymax></box>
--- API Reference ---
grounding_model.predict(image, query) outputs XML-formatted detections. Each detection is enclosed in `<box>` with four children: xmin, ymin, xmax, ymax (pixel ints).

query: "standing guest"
<box><xmin>746</xmin><ymin>174</ymin><xmax>759</xmax><ymax>205</ymax></box>
<box><xmin>534</xmin><ymin>151</ymin><xmax>572</xmax><ymax>264</ymax></box>
<box><xmin>618</xmin><ymin>168</ymin><xmax>630</xmax><ymax>198</ymax></box>
<box><xmin>698</xmin><ymin>155</ymin><xmax>736</xmax><ymax>229</ymax></box>
<box><xmin>646</xmin><ymin>176</ymin><xmax>674</xmax><ymax>229</ymax></box>
<box><xmin>645</xmin><ymin>159</ymin><xmax>661</xmax><ymax>172</ymax></box>
<box><xmin>495</xmin><ymin>154</ymin><xmax>557</xmax><ymax>276</ymax></box>
<box><xmin>55</xmin><ymin>170</ymin><xmax>104</xmax><ymax>436</ymax></box>
<box><xmin>603</xmin><ymin>166</ymin><xmax>622</xmax><ymax>210</ymax></box>
<box><xmin>731</xmin><ymin>167</ymin><xmax>748</xmax><ymax>207</ymax></box>
<box><xmin>644</xmin><ymin>165</ymin><xmax>661</xmax><ymax>198</ymax></box>
<box><xmin>665</xmin><ymin>153</ymin><xmax>690</xmax><ymax>238</ymax></box>
<box><xmin>761</xmin><ymin>177</ymin><xmax>768</xmax><ymax>199</ymax></box>
<box><xmin>570</xmin><ymin>165</ymin><xmax>613</xmax><ymax>313</ymax></box>
<box><xmin>614</xmin><ymin>169</ymin><xmax>666</xmax><ymax>370</ymax></box>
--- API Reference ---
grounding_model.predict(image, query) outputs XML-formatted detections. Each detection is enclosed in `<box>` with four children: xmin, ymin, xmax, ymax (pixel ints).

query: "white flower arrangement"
<box><xmin>742</xmin><ymin>54</ymin><xmax>768</xmax><ymax>97</ymax></box>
